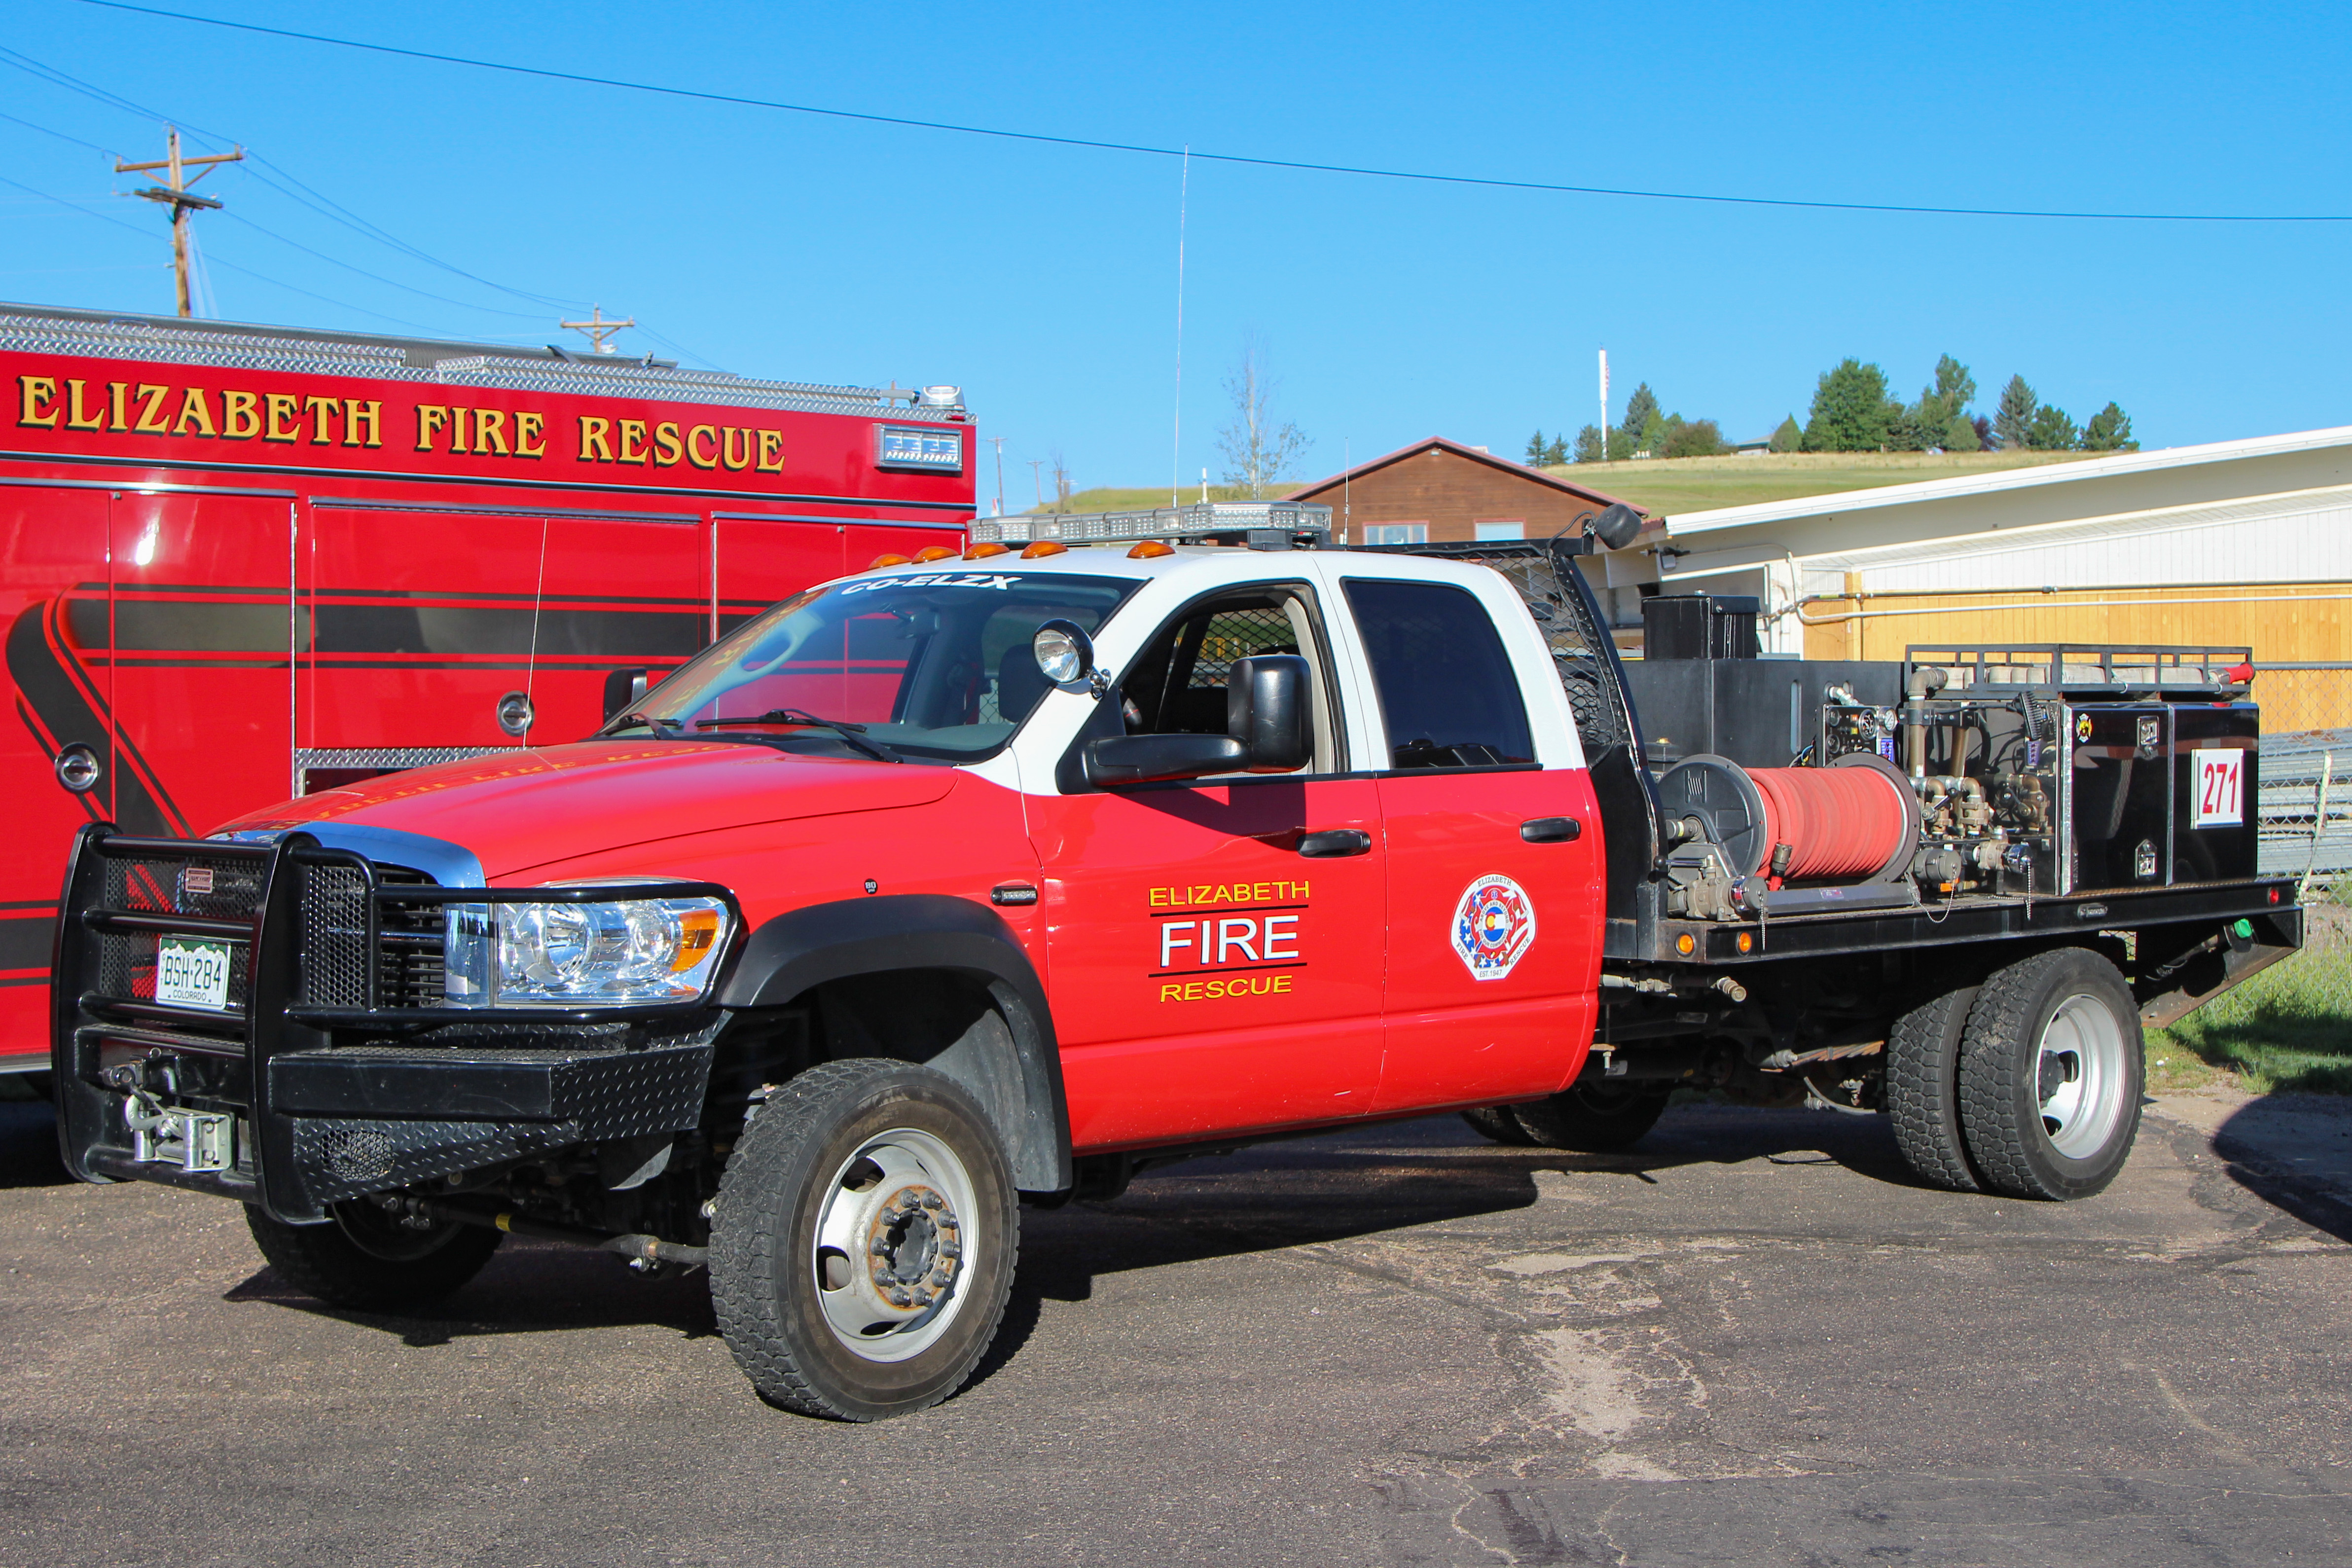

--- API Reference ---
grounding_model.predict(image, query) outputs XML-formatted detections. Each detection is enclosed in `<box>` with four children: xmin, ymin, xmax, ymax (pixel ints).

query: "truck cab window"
<box><xmin>1109</xmin><ymin>588</ymin><xmax>1340</xmax><ymax>773</ymax></box>
<box><xmin>1342</xmin><ymin>578</ymin><xmax>1535</xmax><ymax>770</ymax></box>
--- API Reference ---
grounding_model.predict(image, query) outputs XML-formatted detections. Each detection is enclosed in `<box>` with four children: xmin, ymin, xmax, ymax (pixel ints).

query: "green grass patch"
<box><xmin>2151</xmin><ymin>942</ymin><xmax>2352</xmax><ymax>1094</ymax></box>
<box><xmin>1543</xmin><ymin>450</ymin><xmax>2099</xmax><ymax>517</ymax></box>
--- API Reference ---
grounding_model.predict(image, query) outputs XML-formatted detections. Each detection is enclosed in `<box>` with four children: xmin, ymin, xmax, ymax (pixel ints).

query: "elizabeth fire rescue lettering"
<box><xmin>1151</xmin><ymin>880</ymin><xmax>1305</xmax><ymax>1001</ymax></box>
<box><xmin>19</xmin><ymin>376</ymin><xmax>788</xmax><ymax>473</ymax></box>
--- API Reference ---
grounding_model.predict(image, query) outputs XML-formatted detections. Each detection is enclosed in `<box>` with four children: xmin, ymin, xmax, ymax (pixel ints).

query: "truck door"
<box><xmin>0</xmin><ymin>484</ymin><xmax>113</xmax><ymax>1059</ymax></box>
<box><xmin>1029</xmin><ymin>583</ymin><xmax>1385</xmax><ymax>1150</ymax></box>
<box><xmin>1336</xmin><ymin>574</ymin><xmax>1604</xmax><ymax>1113</ymax></box>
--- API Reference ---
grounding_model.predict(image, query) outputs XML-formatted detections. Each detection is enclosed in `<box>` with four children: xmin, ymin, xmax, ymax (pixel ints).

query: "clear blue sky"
<box><xmin>4</xmin><ymin>0</ymin><xmax>2348</xmax><ymax>509</ymax></box>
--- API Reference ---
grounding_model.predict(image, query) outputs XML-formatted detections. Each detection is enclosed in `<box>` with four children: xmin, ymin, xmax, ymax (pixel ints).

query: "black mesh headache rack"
<box><xmin>51</xmin><ymin>826</ymin><xmax>735</xmax><ymax>1224</ymax></box>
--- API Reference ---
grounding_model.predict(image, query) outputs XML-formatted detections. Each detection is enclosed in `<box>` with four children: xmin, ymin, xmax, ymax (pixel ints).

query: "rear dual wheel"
<box><xmin>1461</xmin><ymin>1082</ymin><xmax>1671</xmax><ymax>1154</ymax></box>
<box><xmin>1889</xmin><ymin>948</ymin><xmax>2143</xmax><ymax>1201</ymax></box>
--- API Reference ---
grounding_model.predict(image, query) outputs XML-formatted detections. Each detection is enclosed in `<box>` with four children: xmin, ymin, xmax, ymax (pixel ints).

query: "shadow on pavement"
<box><xmin>2210</xmin><ymin>1094</ymin><xmax>2352</xmax><ymax>1245</ymax></box>
<box><xmin>0</xmin><ymin>1101</ymin><xmax>69</xmax><ymax>1190</ymax></box>
<box><xmin>213</xmin><ymin>1105</ymin><xmax>1927</xmax><ymax>1364</ymax></box>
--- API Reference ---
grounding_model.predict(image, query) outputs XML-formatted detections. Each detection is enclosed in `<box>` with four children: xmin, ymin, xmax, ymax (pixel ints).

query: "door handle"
<box><xmin>1297</xmin><ymin>828</ymin><xmax>1372</xmax><ymax>858</ymax></box>
<box><xmin>1520</xmin><ymin>816</ymin><xmax>1581</xmax><ymax>843</ymax></box>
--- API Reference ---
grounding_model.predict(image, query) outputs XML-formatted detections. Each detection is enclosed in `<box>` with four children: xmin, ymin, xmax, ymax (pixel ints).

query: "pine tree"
<box><xmin>1620</xmin><ymin>383</ymin><xmax>1660</xmax><ymax>439</ymax></box>
<box><xmin>1943</xmin><ymin>411</ymin><xmax>1982</xmax><ymax>451</ymax></box>
<box><xmin>1572</xmin><ymin>424</ymin><xmax>1605</xmax><ymax>463</ymax></box>
<box><xmin>1994</xmin><ymin>375</ymin><xmax>2037</xmax><ymax>450</ymax></box>
<box><xmin>1526</xmin><ymin>430</ymin><xmax>1549</xmax><ymax>465</ymax></box>
<box><xmin>2028</xmin><ymin>404</ymin><xmax>2079</xmax><ymax>451</ymax></box>
<box><xmin>1768</xmin><ymin>414</ymin><xmax>1802</xmax><ymax>453</ymax></box>
<box><xmin>1545</xmin><ymin>434</ymin><xmax>1569</xmax><ymax>465</ymax></box>
<box><xmin>2082</xmin><ymin>402</ymin><xmax>2137</xmax><ymax>451</ymax></box>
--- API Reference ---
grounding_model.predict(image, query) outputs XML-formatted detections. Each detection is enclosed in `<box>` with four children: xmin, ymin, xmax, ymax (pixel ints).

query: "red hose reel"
<box><xmin>1654</xmin><ymin>752</ymin><xmax>1918</xmax><ymax>887</ymax></box>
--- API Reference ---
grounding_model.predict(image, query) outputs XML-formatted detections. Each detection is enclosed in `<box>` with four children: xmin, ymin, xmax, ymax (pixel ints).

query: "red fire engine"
<box><xmin>1</xmin><ymin>302</ymin><xmax>973</xmax><ymax>1070</ymax></box>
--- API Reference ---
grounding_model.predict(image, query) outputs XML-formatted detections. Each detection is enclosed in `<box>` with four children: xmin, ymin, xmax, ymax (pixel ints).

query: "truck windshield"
<box><xmin>610</xmin><ymin>571</ymin><xmax>1140</xmax><ymax>762</ymax></box>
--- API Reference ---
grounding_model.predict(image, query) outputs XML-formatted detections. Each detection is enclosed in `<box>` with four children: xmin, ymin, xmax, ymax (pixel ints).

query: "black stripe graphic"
<box><xmin>6</xmin><ymin>598</ymin><xmax>189</xmax><ymax>838</ymax></box>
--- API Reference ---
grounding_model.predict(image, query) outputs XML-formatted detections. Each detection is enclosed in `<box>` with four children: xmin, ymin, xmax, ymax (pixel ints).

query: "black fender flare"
<box><xmin>717</xmin><ymin>894</ymin><xmax>1071</xmax><ymax>1192</ymax></box>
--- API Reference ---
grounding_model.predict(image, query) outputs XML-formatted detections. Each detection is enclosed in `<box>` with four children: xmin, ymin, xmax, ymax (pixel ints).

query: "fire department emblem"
<box><xmin>1452</xmin><ymin>874</ymin><xmax>1536</xmax><ymax>981</ymax></box>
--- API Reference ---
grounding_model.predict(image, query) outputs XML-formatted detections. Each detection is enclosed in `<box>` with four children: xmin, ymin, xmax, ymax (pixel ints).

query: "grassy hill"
<box><xmin>1507</xmin><ymin>450</ymin><xmax>2096</xmax><ymax>516</ymax></box>
<box><xmin>1013</xmin><ymin>451</ymin><xmax>2101</xmax><ymax>522</ymax></box>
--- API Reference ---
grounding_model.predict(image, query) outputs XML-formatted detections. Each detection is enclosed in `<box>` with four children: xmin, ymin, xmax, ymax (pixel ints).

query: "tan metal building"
<box><xmin>1285</xmin><ymin>436</ymin><xmax>1652</xmax><ymax>547</ymax></box>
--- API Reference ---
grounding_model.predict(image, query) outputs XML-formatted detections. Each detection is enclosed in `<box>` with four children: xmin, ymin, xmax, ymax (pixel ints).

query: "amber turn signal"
<box><xmin>670</xmin><ymin>908</ymin><xmax>723</xmax><ymax>973</ymax></box>
<box><xmin>965</xmin><ymin>541</ymin><xmax>1011</xmax><ymax>559</ymax></box>
<box><xmin>1020</xmin><ymin>540</ymin><xmax>1068</xmax><ymax>559</ymax></box>
<box><xmin>1736</xmin><ymin>931</ymin><xmax>1752</xmax><ymax>953</ymax></box>
<box><xmin>868</xmin><ymin>552</ymin><xmax>912</xmax><ymax>569</ymax></box>
<box><xmin>1126</xmin><ymin>539</ymin><xmax>1175</xmax><ymax>559</ymax></box>
<box><xmin>912</xmin><ymin>545</ymin><xmax>958</xmax><ymax>563</ymax></box>
<box><xmin>1675</xmin><ymin>932</ymin><xmax>1696</xmax><ymax>955</ymax></box>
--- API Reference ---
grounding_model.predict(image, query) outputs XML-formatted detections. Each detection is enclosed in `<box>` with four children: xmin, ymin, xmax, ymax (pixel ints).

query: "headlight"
<box><xmin>440</xmin><ymin>892</ymin><xmax>730</xmax><ymax>1008</ymax></box>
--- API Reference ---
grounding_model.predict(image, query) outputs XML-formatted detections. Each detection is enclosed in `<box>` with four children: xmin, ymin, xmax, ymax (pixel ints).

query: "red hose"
<box><xmin>1746</xmin><ymin>766</ymin><xmax>1911</xmax><ymax>882</ymax></box>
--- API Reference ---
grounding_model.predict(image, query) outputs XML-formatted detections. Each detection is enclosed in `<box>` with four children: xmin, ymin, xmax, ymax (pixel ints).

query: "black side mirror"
<box><xmin>1227</xmin><ymin>655</ymin><xmax>1310</xmax><ymax>772</ymax></box>
<box><xmin>1590</xmin><ymin>503</ymin><xmax>1644</xmax><ymax>551</ymax></box>
<box><xmin>1084</xmin><ymin>653</ymin><xmax>1312</xmax><ymax>787</ymax></box>
<box><xmin>603</xmin><ymin>668</ymin><xmax>650</xmax><ymax>723</ymax></box>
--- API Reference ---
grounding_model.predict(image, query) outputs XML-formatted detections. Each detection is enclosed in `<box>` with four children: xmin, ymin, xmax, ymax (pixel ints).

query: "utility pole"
<box><xmin>115</xmin><ymin>127</ymin><xmax>243</xmax><ymax>319</ymax></box>
<box><xmin>987</xmin><ymin>436</ymin><xmax>1007</xmax><ymax>517</ymax></box>
<box><xmin>1026</xmin><ymin>458</ymin><xmax>1045</xmax><ymax>512</ymax></box>
<box><xmin>560</xmin><ymin>305</ymin><xmax>635</xmax><ymax>354</ymax></box>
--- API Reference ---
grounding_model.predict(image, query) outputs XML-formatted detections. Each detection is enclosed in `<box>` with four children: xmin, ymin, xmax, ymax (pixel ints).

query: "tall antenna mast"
<box><xmin>1169</xmin><ymin>146</ymin><xmax>1190</xmax><ymax>509</ymax></box>
<box><xmin>987</xmin><ymin>436</ymin><xmax>1008</xmax><ymax>517</ymax></box>
<box><xmin>116</xmin><ymin>126</ymin><xmax>244</xmax><ymax>319</ymax></box>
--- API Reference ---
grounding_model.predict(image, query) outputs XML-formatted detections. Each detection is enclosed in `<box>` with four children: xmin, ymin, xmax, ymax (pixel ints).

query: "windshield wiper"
<box><xmin>693</xmin><ymin>708</ymin><xmax>901</xmax><ymax>763</ymax></box>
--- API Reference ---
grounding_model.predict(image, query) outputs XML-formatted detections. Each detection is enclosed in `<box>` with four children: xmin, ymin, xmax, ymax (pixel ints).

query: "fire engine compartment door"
<box><xmin>1033</xmin><ymin>586</ymin><xmax>1384</xmax><ymax>1150</ymax></box>
<box><xmin>1</xmin><ymin>483</ymin><xmax>115</xmax><ymax>1045</ymax></box>
<box><xmin>106</xmin><ymin>490</ymin><xmax>296</xmax><ymax>838</ymax></box>
<box><xmin>301</xmin><ymin>502</ymin><xmax>705</xmax><ymax>777</ymax></box>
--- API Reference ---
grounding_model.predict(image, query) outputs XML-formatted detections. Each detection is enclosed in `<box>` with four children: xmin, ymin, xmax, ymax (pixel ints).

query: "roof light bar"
<box><xmin>970</xmin><ymin>500</ymin><xmax>1333</xmax><ymax>551</ymax></box>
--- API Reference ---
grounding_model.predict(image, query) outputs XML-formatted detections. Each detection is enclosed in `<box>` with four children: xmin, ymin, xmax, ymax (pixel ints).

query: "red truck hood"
<box><xmin>219</xmin><ymin>740</ymin><xmax>957</xmax><ymax>879</ymax></box>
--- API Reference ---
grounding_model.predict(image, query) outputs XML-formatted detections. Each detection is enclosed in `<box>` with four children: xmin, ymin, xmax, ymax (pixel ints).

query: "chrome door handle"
<box><xmin>1297</xmin><ymin>828</ymin><xmax>1372</xmax><ymax>858</ymax></box>
<box><xmin>1520</xmin><ymin>816</ymin><xmax>1581</xmax><ymax>843</ymax></box>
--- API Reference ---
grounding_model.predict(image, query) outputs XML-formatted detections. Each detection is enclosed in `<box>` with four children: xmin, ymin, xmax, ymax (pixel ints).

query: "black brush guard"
<box><xmin>52</xmin><ymin>825</ymin><xmax>730</xmax><ymax>1224</ymax></box>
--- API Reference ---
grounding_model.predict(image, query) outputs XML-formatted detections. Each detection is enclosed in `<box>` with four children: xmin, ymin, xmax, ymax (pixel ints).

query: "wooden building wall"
<box><xmin>1291</xmin><ymin>447</ymin><xmax>1613</xmax><ymax>544</ymax></box>
<box><xmin>1800</xmin><ymin>580</ymin><xmax>2352</xmax><ymax>732</ymax></box>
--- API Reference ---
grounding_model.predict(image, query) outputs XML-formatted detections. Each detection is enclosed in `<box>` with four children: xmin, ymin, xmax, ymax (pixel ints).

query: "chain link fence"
<box><xmin>2171</xmin><ymin>663</ymin><xmax>2352</xmax><ymax>1088</ymax></box>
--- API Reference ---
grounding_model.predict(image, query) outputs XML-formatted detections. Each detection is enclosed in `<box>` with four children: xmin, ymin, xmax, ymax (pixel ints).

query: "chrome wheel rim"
<box><xmin>2036</xmin><ymin>994</ymin><xmax>2130</xmax><ymax>1159</ymax></box>
<box><xmin>810</xmin><ymin>1128</ymin><xmax>977</xmax><ymax>1363</ymax></box>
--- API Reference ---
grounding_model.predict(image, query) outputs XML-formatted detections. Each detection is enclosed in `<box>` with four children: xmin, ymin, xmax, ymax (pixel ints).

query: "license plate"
<box><xmin>155</xmin><ymin>937</ymin><xmax>231</xmax><ymax>1010</ymax></box>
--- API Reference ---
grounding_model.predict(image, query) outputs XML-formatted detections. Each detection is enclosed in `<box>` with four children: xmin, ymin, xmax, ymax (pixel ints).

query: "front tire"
<box><xmin>245</xmin><ymin>1202</ymin><xmax>502</xmax><ymax>1311</ymax></box>
<box><xmin>710</xmin><ymin>1058</ymin><xmax>1017</xmax><ymax>1421</ymax></box>
<box><xmin>1958</xmin><ymin>949</ymin><xmax>2144</xmax><ymax>1200</ymax></box>
<box><xmin>1512</xmin><ymin>1081</ymin><xmax>1671</xmax><ymax>1153</ymax></box>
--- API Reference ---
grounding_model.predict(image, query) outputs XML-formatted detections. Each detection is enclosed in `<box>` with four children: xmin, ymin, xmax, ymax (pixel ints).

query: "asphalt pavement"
<box><xmin>1</xmin><ymin>1088</ymin><xmax>2347</xmax><ymax>1567</ymax></box>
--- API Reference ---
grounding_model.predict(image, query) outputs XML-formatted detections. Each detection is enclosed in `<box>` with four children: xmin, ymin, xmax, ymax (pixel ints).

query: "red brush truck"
<box><xmin>2</xmin><ymin>302</ymin><xmax>972</xmax><ymax>1071</ymax></box>
<box><xmin>48</xmin><ymin>511</ymin><xmax>2300</xmax><ymax>1420</ymax></box>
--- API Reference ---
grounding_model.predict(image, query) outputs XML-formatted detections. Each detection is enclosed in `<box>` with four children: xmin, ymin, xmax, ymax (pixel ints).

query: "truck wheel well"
<box><xmin>715</xmin><ymin>969</ymin><xmax>1068</xmax><ymax>1194</ymax></box>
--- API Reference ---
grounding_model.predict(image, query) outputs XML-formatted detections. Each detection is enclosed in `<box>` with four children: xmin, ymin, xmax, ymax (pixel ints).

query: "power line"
<box><xmin>0</xmin><ymin>42</ymin><xmax>590</xmax><ymax>312</ymax></box>
<box><xmin>0</xmin><ymin>169</ymin><xmax>446</xmax><ymax>331</ymax></box>
<box><xmin>70</xmin><ymin>0</ymin><xmax>2352</xmax><ymax>224</ymax></box>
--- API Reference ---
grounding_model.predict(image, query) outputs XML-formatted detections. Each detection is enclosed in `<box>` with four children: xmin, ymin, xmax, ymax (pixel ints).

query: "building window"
<box><xmin>1361</xmin><ymin>522</ymin><xmax>1428</xmax><ymax>546</ymax></box>
<box><xmin>1473</xmin><ymin>520</ymin><xmax>1525</xmax><ymax>541</ymax></box>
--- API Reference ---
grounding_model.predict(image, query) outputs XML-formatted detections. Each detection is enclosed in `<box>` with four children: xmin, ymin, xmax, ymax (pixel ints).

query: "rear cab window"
<box><xmin>1339</xmin><ymin>577</ymin><xmax>1535</xmax><ymax>771</ymax></box>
